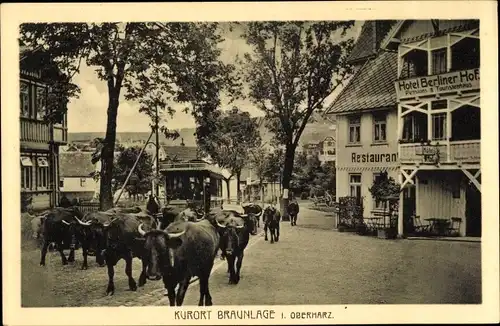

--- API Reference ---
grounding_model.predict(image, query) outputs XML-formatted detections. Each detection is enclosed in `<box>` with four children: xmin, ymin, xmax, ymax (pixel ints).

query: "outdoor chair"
<box><xmin>412</xmin><ymin>215</ymin><xmax>430</xmax><ymax>235</ymax></box>
<box><xmin>446</xmin><ymin>217</ymin><xmax>462</xmax><ymax>236</ymax></box>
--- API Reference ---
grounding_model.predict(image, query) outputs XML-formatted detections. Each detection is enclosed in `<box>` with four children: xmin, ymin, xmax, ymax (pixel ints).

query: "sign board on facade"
<box><xmin>351</xmin><ymin>152</ymin><xmax>398</xmax><ymax>164</ymax></box>
<box><xmin>416</xmin><ymin>145</ymin><xmax>440</xmax><ymax>164</ymax></box>
<box><xmin>395</xmin><ymin>68</ymin><xmax>479</xmax><ymax>99</ymax></box>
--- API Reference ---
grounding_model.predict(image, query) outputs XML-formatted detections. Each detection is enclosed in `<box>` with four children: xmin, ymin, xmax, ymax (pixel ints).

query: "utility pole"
<box><xmin>155</xmin><ymin>105</ymin><xmax>160</xmax><ymax>198</ymax></box>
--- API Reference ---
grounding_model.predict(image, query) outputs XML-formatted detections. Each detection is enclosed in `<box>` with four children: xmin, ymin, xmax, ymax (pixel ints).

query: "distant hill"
<box><xmin>68</xmin><ymin>112</ymin><xmax>335</xmax><ymax>148</ymax></box>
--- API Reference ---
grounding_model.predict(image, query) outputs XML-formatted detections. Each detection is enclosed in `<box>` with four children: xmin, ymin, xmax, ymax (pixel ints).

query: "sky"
<box><xmin>67</xmin><ymin>21</ymin><xmax>363</xmax><ymax>133</ymax></box>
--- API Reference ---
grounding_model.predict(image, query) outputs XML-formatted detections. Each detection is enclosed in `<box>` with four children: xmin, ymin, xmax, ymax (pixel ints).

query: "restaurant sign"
<box><xmin>395</xmin><ymin>68</ymin><xmax>479</xmax><ymax>99</ymax></box>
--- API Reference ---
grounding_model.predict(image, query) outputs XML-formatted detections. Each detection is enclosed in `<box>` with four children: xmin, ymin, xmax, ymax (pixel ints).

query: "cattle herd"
<box><xmin>29</xmin><ymin>196</ymin><xmax>300</xmax><ymax>306</ymax></box>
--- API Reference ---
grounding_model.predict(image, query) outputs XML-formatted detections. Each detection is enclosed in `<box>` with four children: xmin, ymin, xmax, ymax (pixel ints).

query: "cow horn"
<box><xmin>216</xmin><ymin>220</ymin><xmax>226</xmax><ymax>228</ymax></box>
<box><xmin>62</xmin><ymin>220</ymin><xmax>70</xmax><ymax>225</ymax></box>
<box><xmin>156</xmin><ymin>220</ymin><xmax>163</xmax><ymax>230</ymax></box>
<box><xmin>103</xmin><ymin>217</ymin><xmax>118</xmax><ymax>227</ymax></box>
<box><xmin>138</xmin><ymin>223</ymin><xmax>147</xmax><ymax>236</ymax></box>
<box><xmin>195</xmin><ymin>216</ymin><xmax>205</xmax><ymax>222</ymax></box>
<box><xmin>235</xmin><ymin>224</ymin><xmax>245</xmax><ymax>229</ymax></box>
<box><xmin>74</xmin><ymin>216</ymin><xmax>92</xmax><ymax>226</ymax></box>
<box><xmin>164</xmin><ymin>229</ymin><xmax>186</xmax><ymax>238</ymax></box>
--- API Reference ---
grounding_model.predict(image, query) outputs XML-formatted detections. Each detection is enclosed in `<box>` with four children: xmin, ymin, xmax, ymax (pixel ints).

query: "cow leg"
<box><xmin>276</xmin><ymin>224</ymin><xmax>280</xmax><ymax>242</ymax></box>
<box><xmin>138</xmin><ymin>259</ymin><xmax>147</xmax><ymax>287</ymax></box>
<box><xmin>106</xmin><ymin>261</ymin><xmax>115</xmax><ymax>296</ymax></box>
<box><xmin>125</xmin><ymin>253</ymin><xmax>137</xmax><ymax>291</ymax></box>
<box><xmin>163</xmin><ymin>276</ymin><xmax>176</xmax><ymax>306</ymax></box>
<box><xmin>198</xmin><ymin>274</ymin><xmax>208</xmax><ymax>306</ymax></box>
<box><xmin>40</xmin><ymin>240</ymin><xmax>49</xmax><ymax>266</ymax></box>
<box><xmin>264</xmin><ymin>224</ymin><xmax>268</xmax><ymax>241</ymax></box>
<box><xmin>227</xmin><ymin>256</ymin><xmax>237</xmax><ymax>284</ymax></box>
<box><xmin>270</xmin><ymin>227</ymin><xmax>275</xmax><ymax>244</ymax></box>
<box><xmin>175</xmin><ymin>277</ymin><xmax>190</xmax><ymax>306</ymax></box>
<box><xmin>81</xmin><ymin>244</ymin><xmax>89</xmax><ymax>270</ymax></box>
<box><xmin>235</xmin><ymin>252</ymin><xmax>244</xmax><ymax>284</ymax></box>
<box><xmin>68</xmin><ymin>248</ymin><xmax>75</xmax><ymax>263</ymax></box>
<box><xmin>201</xmin><ymin>273</ymin><xmax>213</xmax><ymax>306</ymax></box>
<box><xmin>57</xmin><ymin>241</ymin><xmax>68</xmax><ymax>265</ymax></box>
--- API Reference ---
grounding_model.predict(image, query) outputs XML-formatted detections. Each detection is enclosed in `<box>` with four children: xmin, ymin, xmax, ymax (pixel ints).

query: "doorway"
<box><xmin>465</xmin><ymin>185</ymin><xmax>481</xmax><ymax>237</ymax></box>
<box><xmin>402</xmin><ymin>185</ymin><xmax>416</xmax><ymax>234</ymax></box>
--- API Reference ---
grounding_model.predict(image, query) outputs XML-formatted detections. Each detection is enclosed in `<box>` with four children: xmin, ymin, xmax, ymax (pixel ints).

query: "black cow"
<box><xmin>70</xmin><ymin>211</ymin><xmax>113</xmax><ymax>269</ymax></box>
<box><xmin>242</xmin><ymin>203</ymin><xmax>263</xmax><ymax>227</ymax></box>
<box><xmin>101</xmin><ymin>211</ymin><xmax>157</xmax><ymax>295</ymax></box>
<box><xmin>216</xmin><ymin>211</ymin><xmax>258</xmax><ymax>284</ymax></box>
<box><xmin>288</xmin><ymin>201</ymin><xmax>300</xmax><ymax>226</ymax></box>
<box><xmin>146</xmin><ymin>194</ymin><xmax>160</xmax><ymax>215</ymax></box>
<box><xmin>158</xmin><ymin>206</ymin><xmax>205</xmax><ymax>229</ymax></box>
<box><xmin>262</xmin><ymin>205</ymin><xmax>281</xmax><ymax>243</ymax></box>
<box><xmin>39</xmin><ymin>207</ymin><xmax>84</xmax><ymax>266</ymax></box>
<box><xmin>138</xmin><ymin>219</ymin><xmax>220</xmax><ymax>306</ymax></box>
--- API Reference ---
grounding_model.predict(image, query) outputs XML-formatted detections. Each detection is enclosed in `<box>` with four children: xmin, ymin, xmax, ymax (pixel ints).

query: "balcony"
<box><xmin>400</xmin><ymin>140</ymin><xmax>480</xmax><ymax>165</ymax></box>
<box><xmin>20</xmin><ymin>118</ymin><xmax>50</xmax><ymax>143</ymax></box>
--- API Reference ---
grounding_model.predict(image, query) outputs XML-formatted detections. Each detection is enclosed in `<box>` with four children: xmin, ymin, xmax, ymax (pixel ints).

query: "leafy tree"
<box><xmin>239</xmin><ymin>21</ymin><xmax>355</xmax><ymax>216</ymax></box>
<box><xmin>197</xmin><ymin>107</ymin><xmax>261</xmax><ymax>202</ymax></box>
<box><xmin>113</xmin><ymin>146</ymin><xmax>154</xmax><ymax>201</ymax></box>
<box><xmin>20</xmin><ymin>22</ymin><xmax>236</xmax><ymax>210</ymax></box>
<box><xmin>368</xmin><ymin>171</ymin><xmax>401</xmax><ymax>210</ymax></box>
<box><xmin>248</xmin><ymin>146</ymin><xmax>268</xmax><ymax>203</ymax></box>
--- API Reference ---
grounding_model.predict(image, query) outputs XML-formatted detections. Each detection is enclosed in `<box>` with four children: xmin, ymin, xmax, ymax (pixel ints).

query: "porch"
<box><xmin>398</xmin><ymin>167</ymin><xmax>481</xmax><ymax>238</ymax></box>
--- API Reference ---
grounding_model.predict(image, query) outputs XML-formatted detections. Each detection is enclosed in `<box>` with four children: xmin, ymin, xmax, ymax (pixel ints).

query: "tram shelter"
<box><xmin>159</xmin><ymin>159</ymin><xmax>225</xmax><ymax>213</ymax></box>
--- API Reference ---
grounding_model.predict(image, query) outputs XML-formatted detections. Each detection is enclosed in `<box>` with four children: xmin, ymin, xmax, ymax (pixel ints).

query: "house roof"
<box><xmin>160</xmin><ymin>145</ymin><xmax>199</xmax><ymax>162</ymax></box>
<box><xmin>381</xmin><ymin>20</ymin><xmax>480</xmax><ymax>50</ymax></box>
<box><xmin>347</xmin><ymin>21</ymin><xmax>397</xmax><ymax>65</ymax></box>
<box><xmin>60</xmin><ymin>152</ymin><xmax>96</xmax><ymax>177</ymax></box>
<box><xmin>326</xmin><ymin>50</ymin><xmax>398</xmax><ymax>114</ymax></box>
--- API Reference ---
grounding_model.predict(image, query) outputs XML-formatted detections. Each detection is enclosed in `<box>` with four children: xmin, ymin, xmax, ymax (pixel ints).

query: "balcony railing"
<box><xmin>20</xmin><ymin>118</ymin><xmax>50</xmax><ymax>143</ymax></box>
<box><xmin>400</xmin><ymin>140</ymin><xmax>480</xmax><ymax>164</ymax></box>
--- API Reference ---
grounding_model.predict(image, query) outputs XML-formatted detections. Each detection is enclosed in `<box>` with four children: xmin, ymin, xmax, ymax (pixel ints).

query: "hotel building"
<box><xmin>382</xmin><ymin>20</ymin><xmax>481</xmax><ymax>237</ymax></box>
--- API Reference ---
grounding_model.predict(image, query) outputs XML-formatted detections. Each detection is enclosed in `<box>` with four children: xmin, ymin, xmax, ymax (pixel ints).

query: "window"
<box><xmin>349</xmin><ymin>174</ymin><xmax>362</xmax><ymax>205</ymax></box>
<box><xmin>431</xmin><ymin>100</ymin><xmax>447</xmax><ymax>110</ymax></box>
<box><xmin>21</xmin><ymin>156</ymin><xmax>33</xmax><ymax>190</ymax></box>
<box><xmin>451</xmin><ymin>37</ymin><xmax>480</xmax><ymax>71</ymax></box>
<box><xmin>373</xmin><ymin>113</ymin><xmax>387</xmax><ymax>143</ymax></box>
<box><xmin>400</xmin><ymin>49</ymin><xmax>428</xmax><ymax>78</ymax></box>
<box><xmin>451</xmin><ymin>105</ymin><xmax>480</xmax><ymax>141</ymax></box>
<box><xmin>20</xmin><ymin>81</ymin><xmax>30</xmax><ymax>117</ymax></box>
<box><xmin>402</xmin><ymin>112</ymin><xmax>428</xmax><ymax>142</ymax></box>
<box><xmin>373</xmin><ymin>173</ymin><xmax>385</xmax><ymax>209</ymax></box>
<box><xmin>35</xmin><ymin>86</ymin><xmax>47</xmax><ymax>120</ymax></box>
<box><xmin>59</xmin><ymin>179</ymin><xmax>64</xmax><ymax>188</ymax></box>
<box><xmin>432</xmin><ymin>48</ymin><xmax>447</xmax><ymax>74</ymax></box>
<box><xmin>452</xmin><ymin>180</ymin><xmax>461</xmax><ymax>199</ymax></box>
<box><xmin>80</xmin><ymin>178</ymin><xmax>86</xmax><ymax>187</ymax></box>
<box><xmin>37</xmin><ymin>157</ymin><xmax>49</xmax><ymax>189</ymax></box>
<box><xmin>348</xmin><ymin>116</ymin><xmax>361</xmax><ymax>144</ymax></box>
<box><xmin>432</xmin><ymin>113</ymin><xmax>447</xmax><ymax>141</ymax></box>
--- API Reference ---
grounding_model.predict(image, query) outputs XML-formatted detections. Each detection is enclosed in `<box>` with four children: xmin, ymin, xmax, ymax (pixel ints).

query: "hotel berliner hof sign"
<box><xmin>395</xmin><ymin>68</ymin><xmax>479</xmax><ymax>99</ymax></box>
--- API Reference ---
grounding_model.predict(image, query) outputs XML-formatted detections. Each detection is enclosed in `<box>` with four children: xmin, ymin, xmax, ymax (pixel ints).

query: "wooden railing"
<box><xmin>450</xmin><ymin>140</ymin><xmax>480</xmax><ymax>163</ymax></box>
<box><xmin>20</xmin><ymin>118</ymin><xmax>50</xmax><ymax>143</ymax></box>
<box><xmin>159</xmin><ymin>161</ymin><xmax>225</xmax><ymax>175</ymax></box>
<box><xmin>400</xmin><ymin>140</ymin><xmax>480</xmax><ymax>164</ymax></box>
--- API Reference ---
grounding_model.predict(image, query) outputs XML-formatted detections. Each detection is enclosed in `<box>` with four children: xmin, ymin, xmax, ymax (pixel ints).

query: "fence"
<box><xmin>74</xmin><ymin>202</ymin><xmax>100</xmax><ymax>214</ymax></box>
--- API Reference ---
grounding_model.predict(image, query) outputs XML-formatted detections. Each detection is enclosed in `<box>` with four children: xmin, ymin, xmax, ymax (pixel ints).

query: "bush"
<box><xmin>300</xmin><ymin>191</ymin><xmax>309</xmax><ymax>200</ymax></box>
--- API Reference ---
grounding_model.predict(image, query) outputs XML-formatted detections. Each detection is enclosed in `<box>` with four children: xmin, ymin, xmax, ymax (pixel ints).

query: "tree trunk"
<box><xmin>224</xmin><ymin>177</ymin><xmax>231</xmax><ymax>202</ymax></box>
<box><xmin>99</xmin><ymin>87</ymin><xmax>120</xmax><ymax>211</ymax></box>
<box><xmin>280</xmin><ymin>144</ymin><xmax>296</xmax><ymax>221</ymax></box>
<box><xmin>236</xmin><ymin>171</ymin><xmax>241</xmax><ymax>204</ymax></box>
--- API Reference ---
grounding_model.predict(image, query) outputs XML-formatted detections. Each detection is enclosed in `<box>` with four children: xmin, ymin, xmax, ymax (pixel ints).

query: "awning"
<box><xmin>37</xmin><ymin>157</ymin><xmax>49</xmax><ymax>167</ymax></box>
<box><xmin>20</xmin><ymin>156</ymin><xmax>33</xmax><ymax>166</ymax></box>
